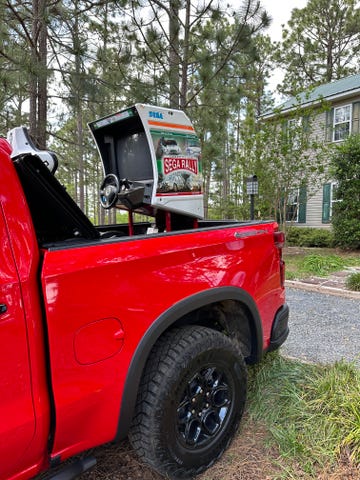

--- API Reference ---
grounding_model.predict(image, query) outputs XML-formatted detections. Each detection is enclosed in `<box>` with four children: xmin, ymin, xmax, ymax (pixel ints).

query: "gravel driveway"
<box><xmin>281</xmin><ymin>287</ymin><xmax>360</xmax><ymax>366</ymax></box>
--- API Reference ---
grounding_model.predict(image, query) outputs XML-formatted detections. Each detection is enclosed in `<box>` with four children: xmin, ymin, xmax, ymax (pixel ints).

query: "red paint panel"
<box><xmin>0</xmin><ymin>151</ymin><xmax>35</xmax><ymax>479</ymax></box>
<box><xmin>41</xmin><ymin>222</ymin><xmax>284</xmax><ymax>462</ymax></box>
<box><xmin>74</xmin><ymin>318</ymin><xmax>124</xmax><ymax>365</ymax></box>
<box><xmin>0</xmin><ymin>143</ymin><xmax>50</xmax><ymax>480</ymax></box>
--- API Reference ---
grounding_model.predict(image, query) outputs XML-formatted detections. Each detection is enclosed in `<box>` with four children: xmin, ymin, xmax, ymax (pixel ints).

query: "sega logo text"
<box><xmin>149</xmin><ymin>111</ymin><xmax>164</xmax><ymax>119</ymax></box>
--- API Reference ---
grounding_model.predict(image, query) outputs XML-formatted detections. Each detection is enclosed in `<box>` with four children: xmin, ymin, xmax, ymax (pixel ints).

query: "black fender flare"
<box><xmin>115</xmin><ymin>286</ymin><xmax>263</xmax><ymax>440</ymax></box>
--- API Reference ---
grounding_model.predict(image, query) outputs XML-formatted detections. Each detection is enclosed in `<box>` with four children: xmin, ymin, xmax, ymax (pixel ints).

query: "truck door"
<box><xmin>0</xmin><ymin>204</ymin><xmax>36</xmax><ymax>479</ymax></box>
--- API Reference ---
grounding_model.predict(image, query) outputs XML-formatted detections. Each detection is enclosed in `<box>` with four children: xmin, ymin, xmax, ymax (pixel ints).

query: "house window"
<box><xmin>287</xmin><ymin>118</ymin><xmax>302</xmax><ymax>148</ymax></box>
<box><xmin>333</xmin><ymin>105</ymin><xmax>352</xmax><ymax>142</ymax></box>
<box><xmin>286</xmin><ymin>190</ymin><xmax>298</xmax><ymax>222</ymax></box>
<box><xmin>286</xmin><ymin>185</ymin><xmax>307</xmax><ymax>223</ymax></box>
<box><xmin>322</xmin><ymin>182</ymin><xmax>338</xmax><ymax>223</ymax></box>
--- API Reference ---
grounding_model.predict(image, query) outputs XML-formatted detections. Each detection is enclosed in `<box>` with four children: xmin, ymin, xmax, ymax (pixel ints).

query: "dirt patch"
<box><xmin>78</xmin><ymin>419</ymin><xmax>359</xmax><ymax>480</ymax></box>
<box><xmin>81</xmin><ymin>442</ymin><xmax>163</xmax><ymax>480</ymax></box>
<box><xmin>79</xmin><ymin>418</ymin><xmax>282</xmax><ymax>480</ymax></box>
<box><xmin>197</xmin><ymin>419</ymin><xmax>282</xmax><ymax>480</ymax></box>
<box><xmin>317</xmin><ymin>460</ymin><xmax>360</xmax><ymax>480</ymax></box>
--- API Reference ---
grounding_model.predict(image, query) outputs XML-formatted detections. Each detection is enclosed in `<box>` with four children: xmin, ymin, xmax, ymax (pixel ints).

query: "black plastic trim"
<box><xmin>267</xmin><ymin>304</ymin><xmax>289</xmax><ymax>352</ymax></box>
<box><xmin>48</xmin><ymin>457</ymin><xmax>96</xmax><ymax>480</ymax></box>
<box><xmin>14</xmin><ymin>154</ymin><xmax>99</xmax><ymax>244</ymax></box>
<box><xmin>115</xmin><ymin>286</ymin><xmax>263</xmax><ymax>441</ymax></box>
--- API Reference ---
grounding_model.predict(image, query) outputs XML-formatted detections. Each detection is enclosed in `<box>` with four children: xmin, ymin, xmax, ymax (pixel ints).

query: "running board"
<box><xmin>48</xmin><ymin>457</ymin><xmax>96</xmax><ymax>480</ymax></box>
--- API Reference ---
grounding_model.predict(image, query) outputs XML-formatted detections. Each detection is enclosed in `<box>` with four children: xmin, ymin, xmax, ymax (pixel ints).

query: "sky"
<box><xmin>260</xmin><ymin>0</ymin><xmax>308</xmax><ymax>42</ymax></box>
<box><xmin>257</xmin><ymin>0</ymin><xmax>308</xmax><ymax>96</ymax></box>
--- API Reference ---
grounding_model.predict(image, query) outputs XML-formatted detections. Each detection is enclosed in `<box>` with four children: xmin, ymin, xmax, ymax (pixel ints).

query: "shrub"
<box><xmin>346</xmin><ymin>272</ymin><xmax>360</xmax><ymax>291</ymax></box>
<box><xmin>331</xmin><ymin>134</ymin><xmax>360</xmax><ymax>249</ymax></box>
<box><xmin>286</xmin><ymin>227</ymin><xmax>334</xmax><ymax>247</ymax></box>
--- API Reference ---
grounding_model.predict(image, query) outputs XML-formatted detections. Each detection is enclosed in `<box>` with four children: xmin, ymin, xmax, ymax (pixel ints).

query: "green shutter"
<box><xmin>325</xmin><ymin>108</ymin><xmax>334</xmax><ymax>142</ymax></box>
<box><xmin>352</xmin><ymin>102</ymin><xmax>360</xmax><ymax>134</ymax></box>
<box><xmin>322</xmin><ymin>183</ymin><xmax>331</xmax><ymax>223</ymax></box>
<box><xmin>298</xmin><ymin>185</ymin><xmax>307</xmax><ymax>223</ymax></box>
<box><xmin>302</xmin><ymin>115</ymin><xmax>310</xmax><ymax>133</ymax></box>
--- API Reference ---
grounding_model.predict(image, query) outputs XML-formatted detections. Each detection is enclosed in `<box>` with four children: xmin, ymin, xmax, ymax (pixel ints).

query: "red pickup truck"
<box><xmin>0</xmin><ymin>107</ymin><xmax>288</xmax><ymax>480</ymax></box>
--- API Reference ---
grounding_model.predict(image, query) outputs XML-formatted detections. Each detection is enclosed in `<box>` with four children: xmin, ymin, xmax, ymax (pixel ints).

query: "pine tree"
<box><xmin>126</xmin><ymin>0</ymin><xmax>270</xmax><ymax>109</ymax></box>
<box><xmin>0</xmin><ymin>0</ymin><xmax>51</xmax><ymax>146</ymax></box>
<box><xmin>275</xmin><ymin>0</ymin><xmax>360</xmax><ymax>95</ymax></box>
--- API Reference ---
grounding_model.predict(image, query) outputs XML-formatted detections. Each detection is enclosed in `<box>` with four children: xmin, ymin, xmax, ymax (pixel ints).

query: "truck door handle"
<box><xmin>0</xmin><ymin>304</ymin><xmax>7</xmax><ymax>314</ymax></box>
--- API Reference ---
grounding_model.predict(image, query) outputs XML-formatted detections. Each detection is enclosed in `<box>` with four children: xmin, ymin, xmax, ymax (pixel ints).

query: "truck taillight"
<box><xmin>274</xmin><ymin>231</ymin><xmax>285</xmax><ymax>249</ymax></box>
<box><xmin>274</xmin><ymin>231</ymin><xmax>285</xmax><ymax>287</ymax></box>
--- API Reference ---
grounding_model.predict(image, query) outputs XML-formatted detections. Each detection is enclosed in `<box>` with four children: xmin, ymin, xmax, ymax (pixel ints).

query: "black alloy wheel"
<box><xmin>129</xmin><ymin>326</ymin><xmax>247</xmax><ymax>479</ymax></box>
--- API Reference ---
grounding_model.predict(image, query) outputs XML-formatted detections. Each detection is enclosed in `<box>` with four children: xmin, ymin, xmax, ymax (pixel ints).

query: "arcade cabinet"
<box><xmin>89</xmin><ymin>104</ymin><xmax>204</xmax><ymax>233</ymax></box>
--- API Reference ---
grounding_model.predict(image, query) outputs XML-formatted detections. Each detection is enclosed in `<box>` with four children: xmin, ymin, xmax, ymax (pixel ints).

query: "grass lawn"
<box><xmin>199</xmin><ymin>353</ymin><xmax>360</xmax><ymax>480</ymax></box>
<box><xmin>284</xmin><ymin>247</ymin><xmax>360</xmax><ymax>281</ymax></box>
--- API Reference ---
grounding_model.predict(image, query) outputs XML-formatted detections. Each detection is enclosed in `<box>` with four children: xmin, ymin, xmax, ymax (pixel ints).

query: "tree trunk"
<box><xmin>37</xmin><ymin>3</ymin><xmax>47</xmax><ymax>149</ymax></box>
<box><xmin>169</xmin><ymin>0</ymin><xmax>180</xmax><ymax>108</ymax></box>
<box><xmin>77</xmin><ymin>108</ymin><xmax>85</xmax><ymax>211</ymax></box>
<box><xmin>180</xmin><ymin>0</ymin><xmax>190</xmax><ymax>109</ymax></box>
<box><xmin>30</xmin><ymin>0</ymin><xmax>47</xmax><ymax>148</ymax></box>
<box><xmin>72</xmin><ymin>1</ymin><xmax>85</xmax><ymax>212</ymax></box>
<box><xmin>326</xmin><ymin>35</ymin><xmax>334</xmax><ymax>82</ymax></box>
<box><xmin>203</xmin><ymin>159</ymin><xmax>211</xmax><ymax>219</ymax></box>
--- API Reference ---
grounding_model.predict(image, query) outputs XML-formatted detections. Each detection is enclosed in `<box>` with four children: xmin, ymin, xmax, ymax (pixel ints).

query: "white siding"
<box><xmin>306</xmin><ymin>188</ymin><xmax>329</xmax><ymax>228</ymax></box>
<box><xmin>265</xmin><ymin>91</ymin><xmax>360</xmax><ymax>229</ymax></box>
<box><xmin>299</xmin><ymin>97</ymin><xmax>360</xmax><ymax>228</ymax></box>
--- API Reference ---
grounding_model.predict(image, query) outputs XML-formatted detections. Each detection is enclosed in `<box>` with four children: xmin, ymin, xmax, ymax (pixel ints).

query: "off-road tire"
<box><xmin>129</xmin><ymin>326</ymin><xmax>247</xmax><ymax>479</ymax></box>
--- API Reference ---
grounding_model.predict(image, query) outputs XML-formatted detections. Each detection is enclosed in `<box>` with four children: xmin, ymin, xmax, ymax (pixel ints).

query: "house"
<box><xmin>262</xmin><ymin>73</ymin><xmax>360</xmax><ymax>228</ymax></box>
